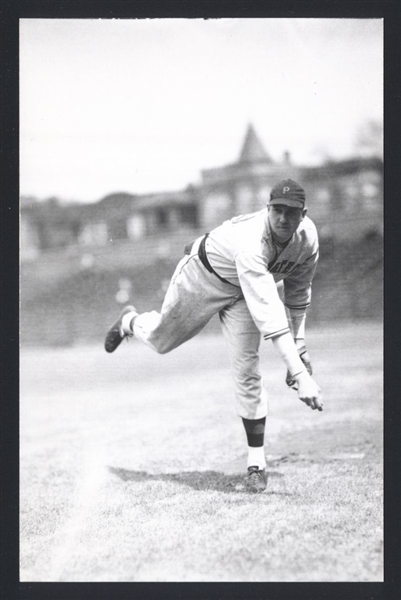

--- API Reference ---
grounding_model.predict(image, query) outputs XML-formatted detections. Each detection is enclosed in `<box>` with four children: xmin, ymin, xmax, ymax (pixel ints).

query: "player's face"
<box><xmin>268</xmin><ymin>205</ymin><xmax>306</xmax><ymax>243</ymax></box>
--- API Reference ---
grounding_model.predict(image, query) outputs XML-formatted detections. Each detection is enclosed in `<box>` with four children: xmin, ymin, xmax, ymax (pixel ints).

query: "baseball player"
<box><xmin>105</xmin><ymin>179</ymin><xmax>322</xmax><ymax>492</ymax></box>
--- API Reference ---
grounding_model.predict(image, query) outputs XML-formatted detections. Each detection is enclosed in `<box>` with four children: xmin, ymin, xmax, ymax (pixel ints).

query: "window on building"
<box><xmin>79</xmin><ymin>222</ymin><xmax>108</xmax><ymax>246</ymax></box>
<box><xmin>362</xmin><ymin>182</ymin><xmax>378</xmax><ymax>198</ymax></box>
<box><xmin>361</xmin><ymin>172</ymin><xmax>382</xmax><ymax>212</ymax></box>
<box><xmin>344</xmin><ymin>183</ymin><xmax>359</xmax><ymax>200</ymax></box>
<box><xmin>257</xmin><ymin>185</ymin><xmax>270</xmax><ymax>205</ymax></box>
<box><xmin>202</xmin><ymin>192</ymin><xmax>231</xmax><ymax>229</ymax></box>
<box><xmin>180</xmin><ymin>205</ymin><xmax>198</xmax><ymax>226</ymax></box>
<box><xmin>315</xmin><ymin>187</ymin><xmax>330</xmax><ymax>203</ymax></box>
<box><xmin>155</xmin><ymin>208</ymin><xmax>169</xmax><ymax>229</ymax></box>
<box><xmin>236</xmin><ymin>185</ymin><xmax>254</xmax><ymax>213</ymax></box>
<box><xmin>127</xmin><ymin>215</ymin><xmax>146</xmax><ymax>239</ymax></box>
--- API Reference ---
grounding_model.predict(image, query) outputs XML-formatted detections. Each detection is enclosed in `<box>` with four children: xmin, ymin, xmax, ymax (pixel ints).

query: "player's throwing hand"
<box><xmin>293</xmin><ymin>371</ymin><xmax>323</xmax><ymax>411</ymax></box>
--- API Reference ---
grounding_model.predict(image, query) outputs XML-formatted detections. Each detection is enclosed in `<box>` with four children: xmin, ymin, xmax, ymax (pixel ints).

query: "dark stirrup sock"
<box><xmin>242</xmin><ymin>417</ymin><xmax>266</xmax><ymax>447</ymax></box>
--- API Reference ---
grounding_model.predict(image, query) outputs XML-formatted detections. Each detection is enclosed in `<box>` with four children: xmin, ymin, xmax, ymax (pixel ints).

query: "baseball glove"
<box><xmin>286</xmin><ymin>346</ymin><xmax>312</xmax><ymax>391</ymax></box>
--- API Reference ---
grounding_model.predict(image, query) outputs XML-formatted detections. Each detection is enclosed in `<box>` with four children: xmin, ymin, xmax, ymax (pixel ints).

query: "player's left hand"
<box><xmin>286</xmin><ymin>346</ymin><xmax>312</xmax><ymax>390</ymax></box>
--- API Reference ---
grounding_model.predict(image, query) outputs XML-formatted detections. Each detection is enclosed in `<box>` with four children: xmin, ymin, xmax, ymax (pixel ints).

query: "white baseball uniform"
<box><xmin>132</xmin><ymin>208</ymin><xmax>319</xmax><ymax>419</ymax></box>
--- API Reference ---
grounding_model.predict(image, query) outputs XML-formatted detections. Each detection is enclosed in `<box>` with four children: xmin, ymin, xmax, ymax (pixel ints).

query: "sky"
<box><xmin>20</xmin><ymin>18</ymin><xmax>383</xmax><ymax>203</ymax></box>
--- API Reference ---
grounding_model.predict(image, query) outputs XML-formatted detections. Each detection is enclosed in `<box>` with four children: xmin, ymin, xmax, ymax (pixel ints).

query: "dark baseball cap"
<box><xmin>269</xmin><ymin>179</ymin><xmax>306</xmax><ymax>209</ymax></box>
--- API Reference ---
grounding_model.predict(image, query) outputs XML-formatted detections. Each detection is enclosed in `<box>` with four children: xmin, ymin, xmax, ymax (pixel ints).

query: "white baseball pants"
<box><xmin>133</xmin><ymin>236</ymin><xmax>269</xmax><ymax>419</ymax></box>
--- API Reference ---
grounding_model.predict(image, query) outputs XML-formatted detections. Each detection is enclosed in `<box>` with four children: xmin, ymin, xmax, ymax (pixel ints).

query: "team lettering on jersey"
<box><xmin>269</xmin><ymin>260</ymin><xmax>301</xmax><ymax>275</ymax></box>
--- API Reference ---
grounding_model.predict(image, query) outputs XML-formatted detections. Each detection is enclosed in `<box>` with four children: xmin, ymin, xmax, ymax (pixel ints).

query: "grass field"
<box><xmin>20</xmin><ymin>320</ymin><xmax>383</xmax><ymax>582</ymax></box>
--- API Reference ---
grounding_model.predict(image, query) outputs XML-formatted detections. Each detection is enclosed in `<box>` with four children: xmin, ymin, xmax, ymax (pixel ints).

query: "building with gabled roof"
<box><xmin>199</xmin><ymin>124</ymin><xmax>299</xmax><ymax>230</ymax></box>
<box><xmin>20</xmin><ymin>123</ymin><xmax>382</xmax><ymax>261</ymax></box>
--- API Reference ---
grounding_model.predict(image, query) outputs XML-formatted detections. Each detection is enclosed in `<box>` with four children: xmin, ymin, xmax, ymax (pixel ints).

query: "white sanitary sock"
<box><xmin>121</xmin><ymin>311</ymin><xmax>138</xmax><ymax>334</ymax></box>
<box><xmin>247</xmin><ymin>446</ymin><xmax>266</xmax><ymax>470</ymax></box>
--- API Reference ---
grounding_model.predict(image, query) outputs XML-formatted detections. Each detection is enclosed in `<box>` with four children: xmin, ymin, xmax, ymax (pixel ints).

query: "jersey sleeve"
<box><xmin>283</xmin><ymin>248</ymin><xmax>319</xmax><ymax>311</ymax></box>
<box><xmin>235</xmin><ymin>251</ymin><xmax>290</xmax><ymax>340</ymax></box>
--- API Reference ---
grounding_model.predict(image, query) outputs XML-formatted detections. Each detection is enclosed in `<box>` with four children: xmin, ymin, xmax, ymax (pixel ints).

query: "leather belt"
<box><xmin>198</xmin><ymin>234</ymin><xmax>232</xmax><ymax>286</ymax></box>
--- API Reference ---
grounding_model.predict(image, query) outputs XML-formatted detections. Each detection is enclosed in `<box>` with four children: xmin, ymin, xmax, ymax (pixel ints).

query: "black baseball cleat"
<box><xmin>104</xmin><ymin>305</ymin><xmax>138</xmax><ymax>353</ymax></box>
<box><xmin>245</xmin><ymin>466</ymin><xmax>268</xmax><ymax>492</ymax></box>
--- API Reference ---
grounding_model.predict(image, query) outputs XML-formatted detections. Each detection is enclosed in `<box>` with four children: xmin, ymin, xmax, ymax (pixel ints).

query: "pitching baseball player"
<box><xmin>105</xmin><ymin>179</ymin><xmax>322</xmax><ymax>492</ymax></box>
